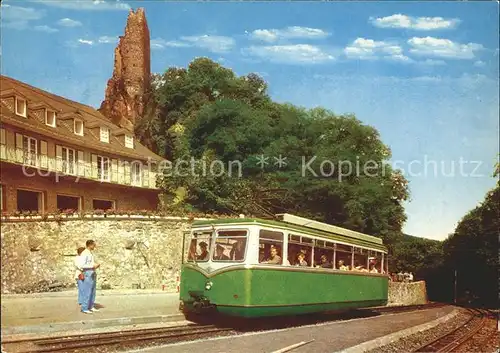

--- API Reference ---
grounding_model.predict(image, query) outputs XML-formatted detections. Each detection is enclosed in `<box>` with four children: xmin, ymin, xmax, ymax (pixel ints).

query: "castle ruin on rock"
<box><xmin>99</xmin><ymin>8</ymin><xmax>151</xmax><ymax>132</ymax></box>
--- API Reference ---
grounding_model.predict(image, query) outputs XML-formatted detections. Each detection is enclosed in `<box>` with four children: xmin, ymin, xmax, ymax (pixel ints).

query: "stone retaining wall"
<box><xmin>388</xmin><ymin>281</ymin><xmax>428</xmax><ymax>305</ymax></box>
<box><xmin>1</xmin><ymin>218</ymin><xmax>429</xmax><ymax>305</ymax></box>
<box><xmin>0</xmin><ymin>217</ymin><xmax>193</xmax><ymax>294</ymax></box>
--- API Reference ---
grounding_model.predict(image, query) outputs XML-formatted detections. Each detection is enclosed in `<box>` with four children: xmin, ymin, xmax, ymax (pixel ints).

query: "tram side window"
<box><xmin>335</xmin><ymin>244</ymin><xmax>352</xmax><ymax>270</ymax></box>
<box><xmin>186</xmin><ymin>231</ymin><xmax>212</xmax><ymax>262</ymax></box>
<box><xmin>213</xmin><ymin>230</ymin><xmax>248</xmax><ymax>261</ymax></box>
<box><xmin>259</xmin><ymin>229</ymin><xmax>284</xmax><ymax>265</ymax></box>
<box><xmin>314</xmin><ymin>240</ymin><xmax>334</xmax><ymax>269</ymax></box>
<box><xmin>288</xmin><ymin>234</ymin><xmax>313</xmax><ymax>267</ymax></box>
<box><xmin>353</xmin><ymin>247</ymin><xmax>369</xmax><ymax>272</ymax></box>
<box><xmin>368</xmin><ymin>250</ymin><xmax>383</xmax><ymax>273</ymax></box>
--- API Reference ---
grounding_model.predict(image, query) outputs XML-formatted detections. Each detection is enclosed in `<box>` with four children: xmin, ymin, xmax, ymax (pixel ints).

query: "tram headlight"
<box><xmin>205</xmin><ymin>281</ymin><xmax>213</xmax><ymax>290</ymax></box>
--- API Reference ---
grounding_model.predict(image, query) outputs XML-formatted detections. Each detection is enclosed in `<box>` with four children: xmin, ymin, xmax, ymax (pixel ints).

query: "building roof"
<box><xmin>0</xmin><ymin>75</ymin><xmax>164</xmax><ymax>162</ymax></box>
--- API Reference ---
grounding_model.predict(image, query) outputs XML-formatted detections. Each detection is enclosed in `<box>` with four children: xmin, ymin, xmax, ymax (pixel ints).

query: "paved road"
<box><xmin>127</xmin><ymin>306</ymin><xmax>455</xmax><ymax>353</ymax></box>
<box><xmin>1</xmin><ymin>291</ymin><xmax>180</xmax><ymax>327</ymax></box>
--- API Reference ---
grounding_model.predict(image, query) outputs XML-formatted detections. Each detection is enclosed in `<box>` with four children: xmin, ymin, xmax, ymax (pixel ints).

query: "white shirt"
<box><xmin>80</xmin><ymin>248</ymin><xmax>96</xmax><ymax>270</ymax></box>
<box><xmin>74</xmin><ymin>255</ymin><xmax>84</xmax><ymax>279</ymax></box>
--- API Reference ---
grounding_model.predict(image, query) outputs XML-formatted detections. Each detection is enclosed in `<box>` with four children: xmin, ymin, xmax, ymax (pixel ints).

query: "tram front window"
<box><xmin>185</xmin><ymin>231</ymin><xmax>212</xmax><ymax>262</ymax></box>
<box><xmin>212</xmin><ymin>230</ymin><xmax>247</xmax><ymax>262</ymax></box>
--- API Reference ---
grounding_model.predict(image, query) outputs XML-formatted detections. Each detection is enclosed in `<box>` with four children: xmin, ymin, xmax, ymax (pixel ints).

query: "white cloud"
<box><xmin>67</xmin><ymin>35</ymin><xmax>119</xmax><ymax>47</ymax></box>
<box><xmin>344</xmin><ymin>38</ymin><xmax>411</xmax><ymax>62</ymax></box>
<box><xmin>30</xmin><ymin>0</ymin><xmax>130</xmax><ymax>11</ymax></box>
<box><xmin>371</xmin><ymin>14</ymin><xmax>460</xmax><ymax>30</ymax></box>
<box><xmin>98</xmin><ymin>36</ymin><xmax>119</xmax><ymax>44</ymax></box>
<box><xmin>34</xmin><ymin>25</ymin><xmax>58</xmax><ymax>33</ymax></box>
<box><xmin>249</xmin><ymin>26</ymin><xmax>330</xmax><ymax>43</ymax></box>
<box><xmin>419</xmin><ymin>59</ymin><xmax>447</xmax><ymax>66</ymax></box>
<box><xmin>312</xmin><ymin>73</ymin><xmax>495</xmax><ymax>88</ymax></box>
<box><xmin>388</xmin><ymin>54</ymin><xmax>413</xmax><ymax>63</ymax></box>
<box><xmin>78</xmin><ymin>39</ymin><xmax>94</xmax><ymax>45</ymax></box>
<box><xmin>243</xmin><ymin>44</ymin><xmax>335</xmax><ymax>64</ymax></box>
<box><xmin>408</xmin><ymin>37</ymin><xmax>483</xmax><ymax>59</ymax></box>
<box><xmin>57</xmin><ymin>18</ymin><xmax>82</xmax><ymax>27</ymax></box>
<box><xmin>150</xmin><ymin>38</ymin><xmax>191</xmax><ymax>50</ymax></box>
<box><xmin>409</xmin><ymin>76</ymin><xmax>443</xmax><ymax>83</ymax></box>
<box><xmin>166</xmin><ymin>40</ymin><xmax>191</xmax><ymax>48</ymax></box>
<box><xmin>1</xmin><ymin>4</ymin><xmax>45</xmax><ymax>21</ymax></box>
<box><xmin>2</xmin><ymin>21</ymin><xmax>30</xmax><ymax>30</ymax></box>
<box><xmin>151</xmin><ymin>35</ymin><xmax>235</xmax><ymax>53</ymax></box>
<box><xmin>473</xmin><ymin>60</ymin><xmax>485</xmax><ymax>67</ymax></box>
<box><xmin>1</xmin><ymin>4</ymin><xmax>45</xmax><ymax>30</ymax></box>
<box><xmin>181</xmin><ymin>35</ymin><xmax>235</xmax><ymax>53</ymax></box>
<box><xmin>150</xmin><ymin>39</ymin><xmax>166</xmax><ymax>50</ymax></box>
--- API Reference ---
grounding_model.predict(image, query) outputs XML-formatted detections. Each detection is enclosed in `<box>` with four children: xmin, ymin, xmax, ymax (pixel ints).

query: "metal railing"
<box><xmin>0</xmin><ymin>145</ymin><xmax>159</xmax><ymax>189</ymax></box>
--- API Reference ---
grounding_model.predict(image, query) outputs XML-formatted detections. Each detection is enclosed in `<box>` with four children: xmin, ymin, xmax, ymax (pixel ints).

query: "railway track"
<box><xmin>412</xmin><ymin>308</ymin><xmax>493</xmax><ymax>352</ymax></box>
<box><xmin>2</xmin><ymin>302</ymin><xmax>448</xmax><ymax>353</ymax></box>
<box><xmin>2</xmin><ymin>323</ymin><xmax>234</xmax><ymax>353</ymax></box>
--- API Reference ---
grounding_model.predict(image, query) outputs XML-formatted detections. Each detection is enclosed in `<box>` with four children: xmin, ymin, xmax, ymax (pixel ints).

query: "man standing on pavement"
<box><xmin>80</xmin><ymin>239</ymin><xmax>100</xmax><ymax>314</ymax></box>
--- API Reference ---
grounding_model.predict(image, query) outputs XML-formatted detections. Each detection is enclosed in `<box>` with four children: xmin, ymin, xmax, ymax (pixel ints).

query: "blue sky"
<box><xmin>2</xmin><ymin>0</ymin><xmax>498</xmax><ymax>240</ymax></box>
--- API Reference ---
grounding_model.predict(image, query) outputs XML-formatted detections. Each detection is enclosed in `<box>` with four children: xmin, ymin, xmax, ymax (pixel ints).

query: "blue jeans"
<box><xmin>81</xmin><ymin>270</ymin><xmax>97</xmax><ymax>312</ymax></box>
<box><xmin>76</xmin><ymin>278</ymin><xmax>84</xmax><ymax>305</ymax></box>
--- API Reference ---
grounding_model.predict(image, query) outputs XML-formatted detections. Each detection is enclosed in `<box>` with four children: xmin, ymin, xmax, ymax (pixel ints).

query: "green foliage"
<box><xmin>140</xmin><ymin>57</ymin><xmax>410</xmax><ymax>247</ymax></box>
<box><xmin>442</xmin><ymin>180</ymin><xmax>499</xmax><ymax>306</ymax></box>
<box><xmin>136</xmin><ymin>58</ymin><xmax>271</xmax><ymax>160</ymax></box>
<box><xmin>390</xmin><ymin>234</ymin><xmax>444</xmax><ymax>276</ymax></box>
<box><xmin>187</xmin><ymin>99</ymin><xmax>274</xmax><ymax>162</ymax></box>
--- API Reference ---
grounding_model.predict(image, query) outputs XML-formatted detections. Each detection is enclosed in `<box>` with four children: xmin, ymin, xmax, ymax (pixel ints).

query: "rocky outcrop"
<box><xmin>99</xmin><ymin>8</ymin><xmax>151</xmax><ymax>132</ymax></box>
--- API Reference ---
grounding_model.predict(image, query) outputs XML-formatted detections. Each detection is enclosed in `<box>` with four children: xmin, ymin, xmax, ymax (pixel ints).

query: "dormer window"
<box><xmin>15</xmin><ymin>97</ymin><xmax>27</xmax><ymax>117</ymax></box>
<box><xmin>74</xmin><ymin>119</ymin><xmax>84</xmax><ymax>136</ymax></box>
<box><xmin>45</xmin><ymin>110</ymin><xmax>56</xmax><ymax>127</ymax></box>
<box><xmin>100</xmin><ymin>127</ymin><xmax>109</xmax><ymax>143</ymax></box>
<box><xmin>125</xmin><ymin>135</ymin><xmax>134</xmax><ymax>148</ymax></box>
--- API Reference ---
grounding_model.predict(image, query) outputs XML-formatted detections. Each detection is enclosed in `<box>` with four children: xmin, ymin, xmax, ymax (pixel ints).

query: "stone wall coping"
<box><xmin>389</xmin><ymin>280</ymin><xmax>426</xmax><ymax>286</ymax></box>
<box><xmin>0</xmin><ymin>215</ymin><xmax>217</xmax><ymax>223</ymax></box>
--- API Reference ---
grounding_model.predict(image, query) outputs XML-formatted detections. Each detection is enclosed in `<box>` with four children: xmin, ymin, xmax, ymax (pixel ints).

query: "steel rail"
<box><xmin>15</xmin><ymin>326</ymin><xmax>233</xmax><ymax>353</ymax></box>
<box><xmin>3</xmin><ymin>302</ymin><xmax>449</xmax><ymax>353</ymax></box>
<box><xmin>413</xmin><ymin>308</ymin><xmax>489</xmax><ymax>352</ymax></box>
<box><xmin>2</xmin><ymin>322</ymin><xmax>208</xmax><ymax>344</ymax></box>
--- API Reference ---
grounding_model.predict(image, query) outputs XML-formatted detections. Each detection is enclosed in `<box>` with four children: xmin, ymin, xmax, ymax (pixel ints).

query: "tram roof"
<box><xmin>192</xmin><ymin>214</ymin><xmax>386</xmax><ymax>250</ymax></box>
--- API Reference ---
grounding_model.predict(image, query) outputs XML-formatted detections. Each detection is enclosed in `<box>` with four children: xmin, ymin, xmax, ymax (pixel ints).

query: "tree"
<box><xmin>442</xmin><ymin>170</ymin><xmax>498</xmax><ymax>307</ymax></box>
<box><xmin>142</xmin><ymin>58</ymin><xmax>410</xmax><ymax>246</ymax></box>
<box><xmin>136</xmin><ymin>58</ymin><xmax>272</xmax><ymax>161</ymax></box>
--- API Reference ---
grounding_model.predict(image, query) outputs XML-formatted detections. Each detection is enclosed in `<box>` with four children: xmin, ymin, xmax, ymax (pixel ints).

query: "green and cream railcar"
<box><xmin>179</xmin><ymin>213</ymin><xmax>389</xmax><ymax>318</ymax></box>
